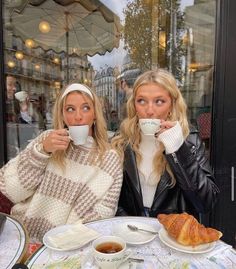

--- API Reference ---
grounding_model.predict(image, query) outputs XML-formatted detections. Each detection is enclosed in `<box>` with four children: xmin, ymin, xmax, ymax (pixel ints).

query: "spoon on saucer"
<box><xmin>127</xmin><ymin>224</ymin><xmax>158</xmax><ymax>235</ymax></box>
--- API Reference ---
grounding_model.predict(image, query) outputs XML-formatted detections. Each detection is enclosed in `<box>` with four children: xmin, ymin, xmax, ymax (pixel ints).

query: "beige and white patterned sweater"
<box><xmin>0</xmin><ymin>131</ymin><xmax>123</xmax><ymax>241</ymax></box>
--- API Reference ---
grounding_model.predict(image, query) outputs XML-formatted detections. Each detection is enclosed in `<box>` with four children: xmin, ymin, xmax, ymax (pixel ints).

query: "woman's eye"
<box><xmin>66</xmin><ymin>107</ymin><xmax>74</xmax><ymax>112</ymax></box>
<box><xmin>155</xmin><ymin>99</ymin><xmax>165</xmax><ymax>105</ymax></box>
<box><xmin>82</xmin><ymin>105</ymin><xmax>90</xmax><ymax>111</ymax></box>
<box><xmin>136</xmin><ymin>99</ymin><xmax>146</xmax><ymax>105</ymax></box>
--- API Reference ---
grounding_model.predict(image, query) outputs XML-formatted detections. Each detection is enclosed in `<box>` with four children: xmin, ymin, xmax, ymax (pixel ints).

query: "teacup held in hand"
<box><xmin>68</xmin><ymin>125</ymin><xmax>89</xmax><ymax>145</ymax></box>
<box><xmin>15</xmin><ymin>91</ymin><xmax>28</xmax><ymax>102</ymax></box>
<box><xmin>139</xmin><ymin>119</ymin><xmax>161</xmax><ymax>135</ymax></box>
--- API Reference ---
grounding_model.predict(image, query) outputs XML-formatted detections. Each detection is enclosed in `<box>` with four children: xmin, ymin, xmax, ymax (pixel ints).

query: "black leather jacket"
<box><xmin>116</xmin><ymin>128</ymin><xmax>219</xmax><ymax>218</ymax></box>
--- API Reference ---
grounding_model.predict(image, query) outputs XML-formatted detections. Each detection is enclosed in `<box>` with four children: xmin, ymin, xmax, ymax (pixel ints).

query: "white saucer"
<box><xmin>158</xmin><ymin>228</ymin><xmax>216</xmax><ymax>254</ymax></box>
<box><xmin>112</xmin><ymin>221</ymin><xmax>158</xmax><ymax>245</ymax></box>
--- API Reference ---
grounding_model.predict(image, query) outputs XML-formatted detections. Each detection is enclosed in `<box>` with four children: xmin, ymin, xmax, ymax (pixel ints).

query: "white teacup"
<box><xmin>15</xmin><ymin>91</ymin><xmax>28</xmax><ymax>102</ymax></box>
<box><xmin>139</xmin><ymin>118</ymin><xmax>161</xmax><ymax>135</ymax></box>
<box><xmin>68</xmin><ymin>125</ymin><xmax>89</xmax><ymax>145</ymax></box>
<box><xmin>92</xmin><ymin>235</ymin><xmax>132</xmax><ymax>269</ymax></box>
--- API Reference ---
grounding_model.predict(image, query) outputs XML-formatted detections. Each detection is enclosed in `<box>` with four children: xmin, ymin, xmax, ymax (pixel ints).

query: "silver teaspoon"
<box><xmin>127</xmin><ymin>224</ymin><xmax>158</xmax><ymax>235</ymax></box>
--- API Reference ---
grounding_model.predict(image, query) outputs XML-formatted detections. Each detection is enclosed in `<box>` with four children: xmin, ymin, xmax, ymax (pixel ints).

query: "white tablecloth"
<box><xmin>26</xmin><ymin>216</ymin><xmax>236</xmax><ymax>269</ymax></box>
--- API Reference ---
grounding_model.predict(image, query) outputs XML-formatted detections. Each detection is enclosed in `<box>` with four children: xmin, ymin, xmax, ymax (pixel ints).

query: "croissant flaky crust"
<box><xmin>158</xmin><ymin>213</ymin><xmax>223</xmax><ymax>246</ymax></box>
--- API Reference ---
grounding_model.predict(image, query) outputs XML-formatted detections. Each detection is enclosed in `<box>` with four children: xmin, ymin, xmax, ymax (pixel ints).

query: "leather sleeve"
<box><xmin>165</xmin><ymin>131</ymin><xmax>220</xmax><ymax>213</ymax></box>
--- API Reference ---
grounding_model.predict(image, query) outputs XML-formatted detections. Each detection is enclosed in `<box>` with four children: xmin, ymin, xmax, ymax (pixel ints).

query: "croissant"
<box><xmin>158</xmin><ymin>212</ymin><xmax>222</xmax><ymax>246</ymax></box>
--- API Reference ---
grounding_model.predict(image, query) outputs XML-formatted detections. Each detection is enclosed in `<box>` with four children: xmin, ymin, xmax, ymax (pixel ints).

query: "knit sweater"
<box><xmin>0</xmin><ymin>131</ymin><xmax>123</xmax><ymax>241</ymax></box>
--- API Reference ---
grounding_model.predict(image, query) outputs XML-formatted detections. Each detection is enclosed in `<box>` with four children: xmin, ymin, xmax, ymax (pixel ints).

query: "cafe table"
<box><xmin>26</xmin><ymin>216</ymin><xmax>236</xmax><ymax>269</ymax></box>
<box><xmin>0</xmin><ymin>212</ymin><xmax>28</xmax><ymax>269</ymax></box>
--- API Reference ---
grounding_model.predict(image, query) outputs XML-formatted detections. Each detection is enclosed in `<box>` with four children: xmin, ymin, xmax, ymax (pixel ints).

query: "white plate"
<box><xmin>112</xmin><ymin>221</ymin><xmax>158</xmax><ymax>245</ymax></box>
<box><xmin>43</xmin><ymin>224</ymin><xmax>98</xmax><ymax>252</ymax></box>
<box><xmin>158</xmin><ymin>228</ymin><xmax>216</xmax><ymax>254</ymax></box>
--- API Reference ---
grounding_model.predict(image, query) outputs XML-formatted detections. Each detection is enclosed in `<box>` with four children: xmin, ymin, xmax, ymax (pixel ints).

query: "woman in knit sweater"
<box><xmin>0</xmin><ymin>83</ymin><xmax>123</xmax><ymax>241</ymax></box>
<box><xmin>112</xmin><ymin>69</ymin><xmax>219</xmax><ymax>218</ymax></box>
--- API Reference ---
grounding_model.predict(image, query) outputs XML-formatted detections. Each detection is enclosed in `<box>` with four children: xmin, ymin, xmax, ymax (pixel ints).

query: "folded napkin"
<box><xmin>47</xmin><ymin>223</ymin><xmax>100</xmax><ymax>250</ymax></box>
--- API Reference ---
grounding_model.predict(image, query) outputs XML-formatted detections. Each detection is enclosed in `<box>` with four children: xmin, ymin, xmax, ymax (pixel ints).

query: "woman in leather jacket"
<box><xmin>112</xmin><ymin>69</ymin><xmax>219</xmax><ymax>218</ymax></box>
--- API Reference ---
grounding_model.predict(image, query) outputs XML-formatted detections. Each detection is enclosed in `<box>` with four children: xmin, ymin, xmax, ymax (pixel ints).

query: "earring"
<box><xmin>93</xmin><ymin>121</ymin><xmax>96</xmax><ymax>132</ymax></box>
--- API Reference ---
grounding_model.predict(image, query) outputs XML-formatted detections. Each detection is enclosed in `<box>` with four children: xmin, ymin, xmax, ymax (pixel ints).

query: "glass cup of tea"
<box><xmin>92</xmin><ymin>235</ymin><xmax>132</xmax><ymax>269</ymax></box>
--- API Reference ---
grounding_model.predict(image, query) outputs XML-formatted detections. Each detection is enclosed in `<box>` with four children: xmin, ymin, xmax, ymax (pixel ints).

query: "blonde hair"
<box><xmin>52</xmin><ymin>84</ymin><xmax>109</xmax><ymax>166</ymax></box>
<box><xmin>112</xmin><ymin>69</ymin><xmax>189</xmax><ymax>185</ymax></box>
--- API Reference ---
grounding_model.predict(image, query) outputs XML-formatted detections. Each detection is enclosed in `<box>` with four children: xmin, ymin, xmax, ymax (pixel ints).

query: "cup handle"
<box><xmin>66</xmin><ymin>130</ymin><xmax>73</xmax><ymax>141</ymax></box>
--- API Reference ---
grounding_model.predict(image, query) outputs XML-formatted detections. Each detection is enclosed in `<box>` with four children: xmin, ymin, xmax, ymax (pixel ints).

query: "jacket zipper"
<box><xmin>171</xmin><ymin>152</ymin><xmax>193</xmax><ymax>190</ymax></box>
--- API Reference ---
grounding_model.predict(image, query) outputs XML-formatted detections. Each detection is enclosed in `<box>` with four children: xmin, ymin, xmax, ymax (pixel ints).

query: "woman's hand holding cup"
<box><xmin>157</xmin><ymin>120</ymin><xmax>177</xmax><ymax>135</ymax></box>
<box><xmin>42</xmin><ymin>129</ymin><xmax>70</xmax><ymax>154</ymax></box>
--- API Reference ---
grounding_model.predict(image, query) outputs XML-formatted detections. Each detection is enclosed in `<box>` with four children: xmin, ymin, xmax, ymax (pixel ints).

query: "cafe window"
<box><xmin>3</xmin><ymin>0</ymin><xmax>216</xmax><ymax>160</ymax></box>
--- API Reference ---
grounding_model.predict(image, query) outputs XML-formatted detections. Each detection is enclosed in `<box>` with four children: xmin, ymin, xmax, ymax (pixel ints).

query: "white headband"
<box><xmin>61</xmin><ymin>83</ymin><xmax>93</xmax><ymax>100</ymax></box>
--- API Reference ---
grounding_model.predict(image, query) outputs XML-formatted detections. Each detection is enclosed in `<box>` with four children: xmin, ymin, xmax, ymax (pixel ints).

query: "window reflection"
<box><xmin>3</xmin><ymin>0</ymin><xmax>215</xmax><ymax>159</ymax></box>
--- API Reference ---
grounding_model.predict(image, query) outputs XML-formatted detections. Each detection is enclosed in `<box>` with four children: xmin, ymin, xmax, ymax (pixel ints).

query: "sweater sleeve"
<box><xmin>0</xmin><ymin>130</ymin><xmax>52</xmax><ymax>203</ymax></box>
<box><xmin>83</xmin><ymin>150</ymin><xmax>123</xmax><ymax>222</ymax></box>
<box><xmin>157</xmin><ymin>121</ymin><xmax>184</xmax><ymax>154</ymax></box>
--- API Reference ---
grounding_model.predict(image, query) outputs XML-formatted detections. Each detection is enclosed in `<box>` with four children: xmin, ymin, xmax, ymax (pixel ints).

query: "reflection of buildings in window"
<box><xmin>93</xmin><ymin>66</ymin><xmax>117</xmax><ymax>121</ymax></box>
<box><xmin>5</xmin><ymin>36</ymin><xmax>95</xmax><ymax>104</ymax></box>
<box><xmin>182</xmin><ymin>1</ymin><xmax>215</xmax><ymax>125</ymax></box>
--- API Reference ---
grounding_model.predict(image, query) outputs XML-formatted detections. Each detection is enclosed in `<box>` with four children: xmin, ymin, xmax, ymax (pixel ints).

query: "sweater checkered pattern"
<box><xmin>0</xmin><ymin>131</ymin><xmax>123</xmax><ymax>242</ymax></box>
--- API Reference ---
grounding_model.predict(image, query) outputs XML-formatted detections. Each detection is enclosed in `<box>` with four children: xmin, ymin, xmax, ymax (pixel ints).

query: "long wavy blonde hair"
<box><xmin>51</xmin><ymin>84</ymin><xmax>109</xmax><ymax>166</ymax></box>
<box><xmin>112</xmin><ymin>69</ymin><xmax>189</xmax><ymax>185</ymax></box>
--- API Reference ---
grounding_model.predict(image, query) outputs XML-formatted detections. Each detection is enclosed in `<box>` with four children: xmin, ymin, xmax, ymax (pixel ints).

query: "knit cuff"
<box><xmin>33</xmin><ymin>142</ymin><xmax>51</xmax><ymax>160</ymax></box>
<box><xmin>157</xmin><ymin>121</ymin><xmax>184</xmax><ymax>154</ymax></box>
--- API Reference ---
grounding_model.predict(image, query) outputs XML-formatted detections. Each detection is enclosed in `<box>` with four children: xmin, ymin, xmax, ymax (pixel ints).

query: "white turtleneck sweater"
<box><xmin>139</xmin><ymin>121</ymin><xmax>184</xmax><ymax>208</ymax></box>
<box><xmin>139</xmin><ymin>134</ymin><xmax>160</xmax><ymax>208</ymax></box>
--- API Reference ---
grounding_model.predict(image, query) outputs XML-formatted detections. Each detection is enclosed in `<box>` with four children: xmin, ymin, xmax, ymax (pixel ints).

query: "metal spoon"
<box><xmin>127</xmin><ymin>224</ymin><xmax>158</xmax><ymax>235</ymax></box>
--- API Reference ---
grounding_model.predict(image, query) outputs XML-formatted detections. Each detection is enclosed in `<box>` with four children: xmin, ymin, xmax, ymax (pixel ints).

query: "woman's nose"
<box><xmin>146</xmin><ymin>103</ymin><xmax>154</xmax><ymax>116</ymax></box>
<box><xmin>75</xmin><ymin>111</ymin><xmax>82</xmax><ymax>121</ymax></box>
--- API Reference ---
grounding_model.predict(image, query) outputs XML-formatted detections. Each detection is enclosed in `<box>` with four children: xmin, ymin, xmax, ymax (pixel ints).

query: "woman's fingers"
<box><xmin>42</xmin><ymin>129</ymin><xmax>70</xmax><ymax>153</ymax></box>
<box><xmin>156</xmin><ymin>120</ymin><xmax>176</xmax><ymax>135</ymax></box>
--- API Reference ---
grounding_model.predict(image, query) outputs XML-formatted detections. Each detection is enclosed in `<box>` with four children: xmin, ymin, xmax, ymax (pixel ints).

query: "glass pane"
<box><xmin>3</xmin><ymin>0</ymin><xmax>215</xmax><ymax>160</ymax></box>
